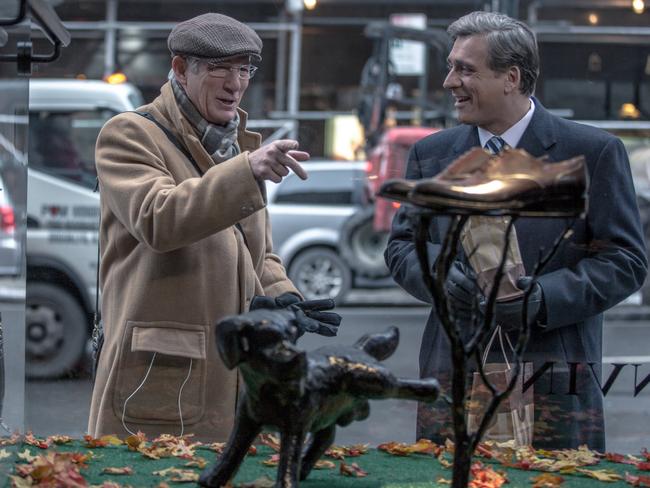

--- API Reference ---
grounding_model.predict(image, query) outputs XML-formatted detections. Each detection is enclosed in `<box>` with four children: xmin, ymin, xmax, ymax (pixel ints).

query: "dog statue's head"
<box><xmin>216</xmin><ymin>309</ymin><xmax>307</xmax><ymax>379</ymax></box>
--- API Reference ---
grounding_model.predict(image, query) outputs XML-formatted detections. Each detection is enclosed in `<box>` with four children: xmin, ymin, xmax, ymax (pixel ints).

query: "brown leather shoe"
<box><xmin>376</xmin><ymin>148</ymin><xmax>492</xmax><ymax>204</ymax></box>
<box><xmin>408</xmin><ymin>147</ymin><xmax>587</xmax><ymax>217</ymax></box>
<box><xmin>376</xmin><ymin>178</ymin><xmax>417</xmax><ymax>203</ymax></box>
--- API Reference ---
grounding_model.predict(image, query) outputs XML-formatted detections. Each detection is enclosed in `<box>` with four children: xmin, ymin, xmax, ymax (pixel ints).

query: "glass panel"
<box><xmin>0</xmin><ymin>23</ymin><xmax>29</xmax><ymax>436</ymax></box>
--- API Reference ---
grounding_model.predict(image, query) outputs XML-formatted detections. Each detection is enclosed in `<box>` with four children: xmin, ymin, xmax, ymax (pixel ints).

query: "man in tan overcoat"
<box><xmin>88</xmin><ymin>13</ymin><xmax>338</xmax><ymax>442</ymax></box>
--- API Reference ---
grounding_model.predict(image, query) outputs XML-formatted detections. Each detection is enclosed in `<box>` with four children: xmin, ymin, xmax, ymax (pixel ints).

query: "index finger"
<box><xmin>282</xmin><ymin>155</ymin><xmax>308</xmax><ymax>180</ymax></box>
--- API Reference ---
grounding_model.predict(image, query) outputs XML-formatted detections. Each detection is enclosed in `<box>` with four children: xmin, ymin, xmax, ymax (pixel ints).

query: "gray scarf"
<box><xmin>169</xmin><ymin>72</ymin><xmax>240</xmax><ymax>164</ymax></box>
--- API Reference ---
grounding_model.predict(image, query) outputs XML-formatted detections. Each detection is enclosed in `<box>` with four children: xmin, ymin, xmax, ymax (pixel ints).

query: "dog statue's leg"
<box><xmin>276</xmin><ymin>426</ymin><xmax>305</xmax><ymax>488</ymax></box>
<box><xmin>199</xmin><ymin>406</ymin><xmax>262</xmax><ymax>488</ymax></box>
<box><xmin>299</xmin><ymin>424</ymin><xmax>336</xmax><ymax>481</ymax></box>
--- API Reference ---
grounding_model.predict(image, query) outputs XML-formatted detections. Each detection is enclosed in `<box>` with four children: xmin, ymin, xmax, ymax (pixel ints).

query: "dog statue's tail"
<box><xmin>353</xmin><ymin>326</ymin><xmax>399</xmax><ymax>361</ymax></box>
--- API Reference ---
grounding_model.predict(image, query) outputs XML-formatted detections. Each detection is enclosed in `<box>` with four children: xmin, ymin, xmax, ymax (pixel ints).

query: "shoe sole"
<box><xmin>407</xmin><ymin>194</ymin><xmax>586</xmax><ymax>217</ymax></box>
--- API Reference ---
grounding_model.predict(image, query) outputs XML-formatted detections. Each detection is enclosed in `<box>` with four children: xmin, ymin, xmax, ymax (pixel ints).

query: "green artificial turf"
<box><xmin>0</xmin><ymin>441</ymin><xmax>644</xmax><ymax>487</ymax></box>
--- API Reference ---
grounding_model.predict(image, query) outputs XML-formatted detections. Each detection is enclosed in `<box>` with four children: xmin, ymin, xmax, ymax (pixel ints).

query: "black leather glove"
<box><xmin>249</xmin><ymin>292</ymin><xmax>342</xmax><ymax>337</ymax></box>
<box><xmin>443</xmin><ymin>261</ymin><xmax>481</xmax><ymax>321</ymax></box>
<box><xmin>482</xmin><ymin>276</ymin><xmax>545</xmax><ymax>332</ymax></box>
<box><xmin>249</xmin><ymin>292</ymin><xmax>302</xmax><ymax>311</ymax></box>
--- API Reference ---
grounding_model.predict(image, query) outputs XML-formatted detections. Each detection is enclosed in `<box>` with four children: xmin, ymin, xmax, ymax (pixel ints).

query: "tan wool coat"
<box><xmin>87</xmin><ymin>82</ymin><xmax>300</xmax><ymax>442</ymax></box>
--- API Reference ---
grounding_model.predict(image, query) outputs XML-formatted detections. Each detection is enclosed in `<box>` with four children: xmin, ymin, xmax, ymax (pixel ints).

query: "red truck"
<box><xmin>338</xmin><ymin>21</ymin><xmax>450</xmax><ymax>279</ymax></box>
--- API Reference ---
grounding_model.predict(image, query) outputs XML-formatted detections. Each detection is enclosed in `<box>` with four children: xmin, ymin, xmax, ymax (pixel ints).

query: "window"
<box><xmin>274</xmin><ymin>168</ymin><xmax>364</xmax><ymax>205</ymax></box>
<box><xmin>28</xmin><ymin>109</ymin><xmax>116</xmax><ymax>189</ymax></box>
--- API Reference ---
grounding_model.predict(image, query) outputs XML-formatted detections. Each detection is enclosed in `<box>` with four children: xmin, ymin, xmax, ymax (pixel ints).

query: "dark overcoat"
<box><xmin>384</xmin><ymin>100</ymin><xmax>648</xmax><ymax>450</ymax></box>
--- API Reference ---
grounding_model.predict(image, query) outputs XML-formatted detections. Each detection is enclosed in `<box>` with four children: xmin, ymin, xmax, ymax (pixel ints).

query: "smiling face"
<box><xmin>172</xmin><ymin>54</ymin><xmax>250</xmax><ymax>125</ymax></box>
<box><xmin>443</xmin><ymin>35</ymin><xmax>519</xmax><ymax>135</ymax></box>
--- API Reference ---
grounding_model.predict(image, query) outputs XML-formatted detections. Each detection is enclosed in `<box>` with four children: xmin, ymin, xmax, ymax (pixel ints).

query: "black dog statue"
<box><xmin>199</xmin><ymin>309</ymin><xmax>440</xmax><ymax>488</ymax></box>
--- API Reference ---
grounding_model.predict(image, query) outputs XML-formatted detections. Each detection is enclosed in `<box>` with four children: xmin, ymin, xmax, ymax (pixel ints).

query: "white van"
<box><xmin>26</xmin><ymin>79</ymin><xmax>142</xmax><ymax>378</ymax></box>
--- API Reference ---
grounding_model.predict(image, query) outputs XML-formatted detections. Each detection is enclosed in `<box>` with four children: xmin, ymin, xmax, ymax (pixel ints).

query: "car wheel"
<box><xmin>288</xmin><ymin>247</ymin><xmax>352</xmax><ymax>304</ymax></box>
<box><xmin>25</xmin><ymin>283</ymin><xmax>88</xmax><ymax>379</ymax></box>
<box><xmin>340</xmin><ymin>206</ymin><xmax>390</xmax><ymax>278</ymax></box>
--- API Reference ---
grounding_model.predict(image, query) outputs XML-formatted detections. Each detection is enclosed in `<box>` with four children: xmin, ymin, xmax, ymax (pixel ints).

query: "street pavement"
<box><xmin>16</xmin><ymin>301</ymin><xmax>650</xmax><ymax>454</ymax></box>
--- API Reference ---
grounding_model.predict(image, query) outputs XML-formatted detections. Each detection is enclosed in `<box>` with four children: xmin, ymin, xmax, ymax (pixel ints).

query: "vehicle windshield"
<box><xmin>28</xmin><ymin>108</ymin><xmax>117</xmax><ymax>189</ymax></box>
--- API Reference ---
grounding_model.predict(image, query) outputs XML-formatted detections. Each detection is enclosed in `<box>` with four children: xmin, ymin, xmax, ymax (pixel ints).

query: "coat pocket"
<box><xmin>112</xmin><ymin>320</ymin><xmax>207</xmax><ymax>425</ymax></box>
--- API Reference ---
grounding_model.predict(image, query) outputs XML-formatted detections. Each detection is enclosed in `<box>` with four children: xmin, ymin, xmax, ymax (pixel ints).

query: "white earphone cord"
<box><xmin>121</xmin><ymin>353</ymin><xmax>193</xmax><ymax>437</ymax></box>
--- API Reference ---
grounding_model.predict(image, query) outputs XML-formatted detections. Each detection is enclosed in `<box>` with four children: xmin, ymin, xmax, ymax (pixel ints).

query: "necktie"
<box><xmin>485</xmin><ymin>136</ymin><xmax>506</xmax><ymax>154</ymax></box>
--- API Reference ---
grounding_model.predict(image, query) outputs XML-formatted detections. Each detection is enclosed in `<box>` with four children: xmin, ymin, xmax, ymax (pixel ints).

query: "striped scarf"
<box><xmin>169</xmin><ymin>72</ymin><xmax>240</xmax><ymax>164</ymax></box>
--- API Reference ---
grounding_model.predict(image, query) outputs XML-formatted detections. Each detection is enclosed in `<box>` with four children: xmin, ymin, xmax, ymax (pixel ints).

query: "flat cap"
<box><xmin>168</xmin><ymin>13</ymin><xmax>262</xmax><ymax>62</ymax></box>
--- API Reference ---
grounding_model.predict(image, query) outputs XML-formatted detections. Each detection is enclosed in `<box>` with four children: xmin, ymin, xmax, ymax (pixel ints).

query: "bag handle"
<box><xmin>482</xmin><ymin>325</ymin><xmax>515</xmax><ymax>369</ymax></box>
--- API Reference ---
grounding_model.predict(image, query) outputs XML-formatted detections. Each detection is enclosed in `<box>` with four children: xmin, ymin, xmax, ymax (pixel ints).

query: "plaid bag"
<box><xmin>460</xmin><ymin>215</ymin><xmax>525</xmax><ymax>301</ymax></box>
<box><xmin>466</xmin><ymin>327</ymin><xmax>534</xmax><ymax>446</ymax></box>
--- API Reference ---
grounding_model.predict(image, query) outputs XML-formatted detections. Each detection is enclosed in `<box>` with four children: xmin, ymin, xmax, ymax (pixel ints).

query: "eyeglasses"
<box><xmin>205</xmin><ymin>62</ymin><xmax>258</xmax><ymax>80</ymax></box>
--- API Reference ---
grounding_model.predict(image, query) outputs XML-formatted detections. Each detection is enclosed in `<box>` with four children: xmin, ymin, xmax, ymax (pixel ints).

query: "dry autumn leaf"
<box><xmin>325</xmin><ymin>446</ymin><xmax>346</xmax><ymax>460</ymax></box>
<box><xmin>184</xmin><ymin>457</ymin><xmax>208</xmax><ymax>469</ymax></box>
<box><xmin>12</xmin><ymin>451</ymin><xmax>89</xmax><ymax>487</ymax></box>
<box><xmin>531</xmin><ymin>473</ymin><xmax>564</xmax><ymax>487</ymax></box>
<box><xmin>17</xmin><ymin>448</ymin><xmax>37</xmax><ymax>462</ymax></box>
<box><xmin>625</xmin><ymin>471</ymin><xmax>650</xmax><ymax>487</ymax></box>
<box><xmin>605</xmin><ymin>452</ymin><xmax>639</xmax><ymax>465</ymax></box>
<box><xmin>313</xmin><ymin>460</ymin><xmax>336</xmax><ymax>470</ymax></box>
<box><xmin>9</xmin><ymin>475</ymin><xmax>32</xmax><ymax>488</ymax></box>
<box><xmin>258</xmin><ymin>433</ymin><xmax>281</xmax><ymax>452</ymax></box>
<box><xmin>207</xmin><ymin>442</ymin><xmax>226</xmax><ymax>454</ymax></box>
<box><xmin>102</xmin><ymin>466</ymin><xmax>134</xmax><ymax>475</ymax></box>
<box><xmin>139</xmin><ymin>445</ymin><xmax>173</xmax><ymax>460</ymax></box>
<box><xmin>339</xmin><ymin>461</ymin><xmax>368</xmax><ymax>477</ymax></box>
<box><xmin>153</xmin><ymin>466</ymin><xmax>199</xmax><ymax>482</ymax></box>
<box><xmin>262</xmin><ymin>453</ymin><xmax>280</xmax><ymax>467</ymax></box>
<box><xmin>575</xmin><ymin>467</ymin><xmax>623</xmax><ymax>482</ymax></box>
<box><xmin>24</xmin><ymin>432</ymin><xmax>50</xmax><ymax>449</ymax></box>
<box><xmin>47</xmin><ymin>435</ymin><xmax>73</xmax><ymax>445</ymax></box>
<box><xmin>469</xmin><ymin>461</ymin><xmax>507</xmax><ymax>488</ymax></box>
<box><xmin>84</xmin><ymin>434</ymin><xmax>110</xmax><ymax>448</ymax></box>
<box><xmin>377</xmin><ymin>439</ymin><xmax>440</xmax><ymax>457</ymax></box>
<box><xmin>101</xmin><ymin>435</ymin><xmax>124</xmax><ymax>446</ymax></box>
<box><xmin>324</xmin><ymin>444</ymin><xmax>368</xmax><ymax>460</ymax></box>
<box><xmin>0</xmin><ymin>434</ymin><xmax>20</xmax><ymax>446</ymax></box>
<box><xmin>168</xmin><ymin>469</ymin><xmax>199</xmax><ymax>483</ymax></box>
<box><xmin>238</xmin><ymin>475</ymin><xmax>275</xmax><ymax>488</ymax></box>
<box><xmin>125</xmin><ymin>431</ymin><xmax>147</xmax><ymax>451</ymax></box>
<box><xmin>0</xmin><ymin>449</ymin><xmax>10</xmax><ymax>460</ymax></box>
<box><xmin>153</xmin><ymin>466</ymin><xmax>178</xmax><ymax>477</ymax></box>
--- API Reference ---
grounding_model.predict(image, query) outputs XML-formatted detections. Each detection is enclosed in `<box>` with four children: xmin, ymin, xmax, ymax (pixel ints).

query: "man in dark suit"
<box><xmin>384</xmin><ymin>11</ymin><xmax>647</xmax><ymax>450</ymax></box>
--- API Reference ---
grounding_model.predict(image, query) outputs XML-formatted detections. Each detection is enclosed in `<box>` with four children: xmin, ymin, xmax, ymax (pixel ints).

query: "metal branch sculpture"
<box><xmin>412</xmin><ymin>209</ymin><xmax>575</xmax><ymax>488</ymax></box>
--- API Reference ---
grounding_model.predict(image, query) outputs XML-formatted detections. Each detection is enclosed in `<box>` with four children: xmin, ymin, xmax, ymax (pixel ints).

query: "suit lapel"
<box><xmin>518</xmin><ymin>98</ymin><xmax>558</xmax><ymax>159</ymax></box>
<box><xmin>437</xmin><ymin>125</ymin><xmax>479</xmax><ymax>169</ymax></box>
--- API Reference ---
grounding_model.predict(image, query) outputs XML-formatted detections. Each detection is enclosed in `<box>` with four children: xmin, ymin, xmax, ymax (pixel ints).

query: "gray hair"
<box><xmin>184</xmin><ymin>56</ymin><xmax>203</xmax><ymax>74</ymax></box>
<box><xmin>447</xmin><ymin>11</ymin><xmax>539</xmax><ymax>96</ymax></box>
